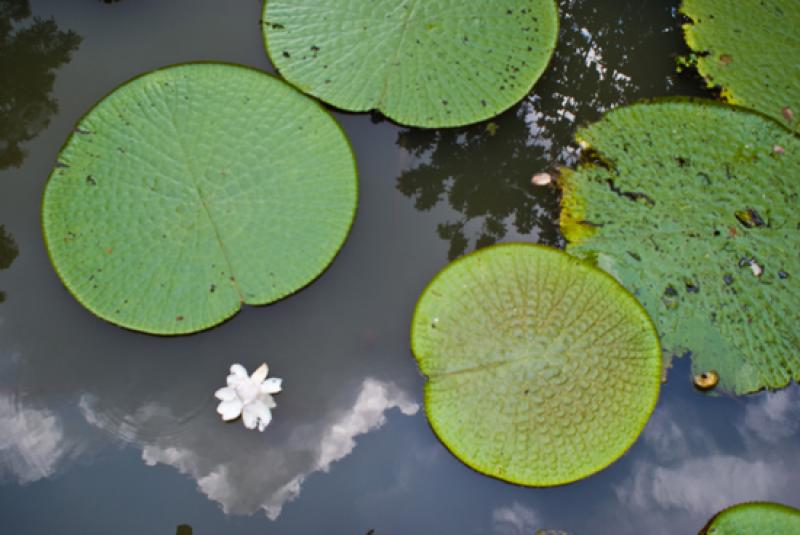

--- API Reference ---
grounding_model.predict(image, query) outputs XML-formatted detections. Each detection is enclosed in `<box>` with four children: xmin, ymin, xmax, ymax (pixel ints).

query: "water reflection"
<box><xmin>80</xmin><ymin>377</ymin><xmax>417</xmax><ymax>520</ymax></box>
<box><xmin>0</xmin><ymin>225</ymin><xmax>18</xmax><ymax>302</ymax></box>
<box><xmin>395</xmin><ymin>0</ymin><xmax>702</xmax><ymax>259</ymax></box>
<box><xmin>0</xmin><ymin>0</ymin><xmax>81</xmax><ymax>170</ymax></box>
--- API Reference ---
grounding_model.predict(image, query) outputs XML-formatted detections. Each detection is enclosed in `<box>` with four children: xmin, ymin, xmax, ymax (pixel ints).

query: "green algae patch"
<box><xmin>682</xmin><ymin>0</ymin><xmax>800</xmax><ymax>132</ymax></box>
<box><xmin>701</xmin><ymin>502</ymin><xmax>800</xmax><ymax>534</ymax></box>
<box><xmin>42</xmin><ymin>63</ymin><xmax>358</xmax><ymax>335</ymax></box>
<box><xmin>262</xmin><ymin>0</ymin><xmax>559</xmax><ymax>128</ymax></box>
<box><xmin>561</xmin><ymin>99</ymin><xmax>800</xmax><ymax>395</ymax></box>
<box><xmin>411</xmin><ymin>243</ymin><xmax>661</xmax><ymax>486</ymax></box>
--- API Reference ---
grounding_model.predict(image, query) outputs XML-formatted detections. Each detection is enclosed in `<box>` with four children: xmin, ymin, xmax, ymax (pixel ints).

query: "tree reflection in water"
<box><xmin>0</xmin><ymin>0</ymin><xmax>81</xmax><ymax>170</ymax></box>
<box><xmin>0</xmin><ymin>225</ymin><xmax>18</xmax><ymax>302</ymax></box>
<box><xmin>395</xmin><ymin>0</ymin><xmax>698</xmax><ymax>259</ymax></box>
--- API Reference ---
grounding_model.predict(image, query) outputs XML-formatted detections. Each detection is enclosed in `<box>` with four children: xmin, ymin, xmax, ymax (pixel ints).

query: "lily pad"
<box><xmin>42</xmin><ymin>63</ymin><xmax>358</xmax><ymax>335</ymax></box>
<box><xmin>701</xmin><ymin>502</ymin><xmax>800</xmax><ymax>534</ymax></box>
<box><xmin>262</xmin><ymin>0</ymin><xmax>559</xmax><ymax>128</ymax></box>
<box><xmin>411</xmin><ymin>243</ymin><xmax>661</xmax><ymax>486</ymax></box>
<box><xmin>682</xmin><ymin>0</ymin><xmax>800</xmax><ymax>132</ymax></box>
<box><xmin>561</xmin><ymin>99</ymin><xmax>800</xmax><ymax>394</ymax></box>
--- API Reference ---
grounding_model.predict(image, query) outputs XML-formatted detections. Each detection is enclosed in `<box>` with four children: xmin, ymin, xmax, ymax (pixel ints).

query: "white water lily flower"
<box><xmin>215</xmin><ymin>363</ymin><xmax>282</xmax><ymax>431</ymax></box>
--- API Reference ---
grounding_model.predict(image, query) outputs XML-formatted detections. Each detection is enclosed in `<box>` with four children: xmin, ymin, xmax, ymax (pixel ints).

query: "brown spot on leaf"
<box><xmin>719</xmin><ymin>54</ymin><xmax>733</xmax><ymax>65</ymax></box>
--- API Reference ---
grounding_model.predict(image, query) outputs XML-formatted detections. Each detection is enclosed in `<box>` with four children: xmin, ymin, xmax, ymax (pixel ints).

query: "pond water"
<box><xmin>1</xmin><ymin>1</ymin><xmax>798</xmax><ymax>534</ymax></box>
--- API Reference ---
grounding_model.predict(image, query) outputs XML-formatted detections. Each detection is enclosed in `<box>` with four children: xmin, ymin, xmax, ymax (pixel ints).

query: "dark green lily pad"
<box><xmin>701</xmin><ymin>502</ymin><xmax>800</xmax><ymax>534</ymax></box>
<box><xmin>262</xmin><ymin>0</ymin><xmax>559</xmax><ymax>128</ymax></box>
<box><xmin>682</xmin><ymin>0</ymin><xmax>800</xmax><ymax>132</ymax></box>
<box><xmin>411</xmin><ymin>243</ymin><xmax>661</xmax><ymax>486</ymax></box>
<box><xmin>42</xmin><ymin>63</ymin><xmax>358</xmax><ymax>335</ymax></box>
<box><xmin>561</xmin><ymin>99</ymin><xmax>800</xmax><ymax>394</ymax></box>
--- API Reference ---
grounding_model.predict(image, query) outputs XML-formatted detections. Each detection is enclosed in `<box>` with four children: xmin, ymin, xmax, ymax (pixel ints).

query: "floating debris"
<box><xmin>694</xmin><ymin>370</ymin><xmax>719</xmax><ymax>391</ymax></box>
<box><xmin>531</xmin><ymin>172</ymin><xmax>553</xmax><ymax>186</ymax></box>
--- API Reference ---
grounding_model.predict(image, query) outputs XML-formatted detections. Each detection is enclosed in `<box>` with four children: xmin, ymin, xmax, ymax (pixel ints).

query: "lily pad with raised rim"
<box><xmin>701</xmin><ymin>502</ymin><xmax>800</xmax><ymax>534</ymax></box>
<box><xmin>42</xmin><ymin>63</ymin><xmax>358</xmax><ymax>335</ymax></box>
<box><xmin>262</xmin><ymin>0</ymin><xmax>559</xmax><ymax>128</ymax></box>
<box><xmin>561</xmin><ymin>99</ymin><xmax>800</xmax><ymax>394</ymax></box>
<box><xmin>682</xmin><ymin>0</ymin><xmax>800</xmax><ymax>132</ymax></box>
<box><xmin>411</xmin><ymin>243</ymin><xmax>661</xmax><ymax>486</ymax></box>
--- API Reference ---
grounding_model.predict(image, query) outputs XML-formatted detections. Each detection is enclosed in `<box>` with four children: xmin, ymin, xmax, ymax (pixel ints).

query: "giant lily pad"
<box><xmin>42</xmin><ymin>63</ymin><xmax>358</xmax><ymax>335</ymax></box>
<box><xmin>561</xmin><ymin>99</ymin><xmax>800</xmax><ymax>394</ymax></box>
<box><xmin>682</xmin><ymin>0</ymin><xmax>800</xmax><ymax>132</ymax></box>
<box><xmin>411</xmin><ymin>243</ymin><xmax>661</xmax><ymax>486</ymax></box>
<box><xmin>262</xmin><ymin>0</ymin><xmax>559</xmax><ymax>128</ymax></box>
<box><xmin>700</xmin><ymin>502</ymin><xmax>800</xmax><ymax>534</ymax></box>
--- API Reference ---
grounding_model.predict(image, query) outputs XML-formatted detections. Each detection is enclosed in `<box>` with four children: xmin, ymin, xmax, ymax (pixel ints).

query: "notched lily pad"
<box><xmin>42</xmin><ymin>63</ymin><xmax>358</xmax><ymax>335</ymax></box>
<box><xmin>262</xmin><ymin>0</ymin><xmax>559</xmax><ymax>128</ymax></box>
<box><xmin>682</xmin><ymin>0</ymin><xmax>800</xmax><ymax>132</ymax></box>
<box><xmin>411</xmin><ymin>243</ymin><xmax>661</xmax><ymax>486</ymax></box>
<box><xmin>561</xmin><ymin>99</ymin><xmax>800</xmax><ymax>395</ymax></box>
<box><xmin>700</xmin><ymin>502</ymin><xmax>800</xmax><ymax>534</ymax></box>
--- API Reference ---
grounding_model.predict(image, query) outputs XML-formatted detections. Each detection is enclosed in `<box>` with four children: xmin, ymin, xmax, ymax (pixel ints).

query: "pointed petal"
<box><xmin>261</xmin><ymin>378</ymin><xmax>282</xmax><ymax>394</ymax></box>
<box><xmin>229</xmin><ymin>364</ymin><xmax>248</xmax><ymax>378</ymax></box>
<box><xmin>242</xmin><ymin>404</ymin><xmax>259</xmax><ymax>429</ymax></box>
<box><xmin>216</xmin><ymin>399</ymin><xmax>243</xmax><ymax>421</ymax></box>
<box><xmin>251</xmin><ymin>363</ymin><xmax>268</xmax><ymax>383</ymax></box>
<box><xmin>257</xmin><ymin>409</ymin><xmax>273</xmax><ymax>432</ymax></box>
<box><xmin>214</xmin><ymin>387</ymin><xmax>237</xmax><ymax>401</ymax></box>
<box><xmin>259</xmin><ymin>393</ymin><xmax>276</xmax><ymax>409</ymax></box>
<box><xmin>227</xmin><ymin>374</ymin><xmax>243</xmax><ymax>387</ymax></box>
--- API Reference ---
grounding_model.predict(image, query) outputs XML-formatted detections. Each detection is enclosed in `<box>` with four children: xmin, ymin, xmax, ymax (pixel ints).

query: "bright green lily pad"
<box><xmin>411</xmin><ymin>243</ymin><xmax>661</xmax><ymax>486</ymax></box>
<box><xmin>701</xmin><ymin>502</ymin><xmax>800</xmax><ymax>534</ymax></box>
<box><xmin>561</xmin><ymin>99</ymin><xmax>800</xmax><ymax>394</ymax></box>
<box><xmin>682</xmin><ymin>0</ymin><xmax>800</xmax><ymax>132</ymax></box>
<box><xmin>262</xmin><ymin>0</ymin><xmax>559</xmax><ymax>128</ymax></box>
<box><xmin>42</xmin><ymin>63</ymin><xmax>358</xmax><ymax>335</ymax></box>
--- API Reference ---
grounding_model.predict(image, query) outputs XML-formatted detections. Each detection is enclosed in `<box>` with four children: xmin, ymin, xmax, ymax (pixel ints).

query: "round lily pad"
<box><xmin>682</xmin><ymin>0</ymin><xmax>800</xmax><ymax>132</ymax></box>
<box><xmin>701</xmin><ymin>502</ymin><xmax>800</xmax><ymax>535</ymax></box>
<box><xmin>411</xmin><ymin>243</ymin><xmax>661</xmax><ymax>486</ymax></box>
<box><xmin>262</xmin><ymin>0</ymin><xmax>559</xmax><ymax>128</ymax></box>
<box><xmin>42</xmin><ymin>63</ymin><xmax>358</xmax><ymax>335</ymax></box>
<box><xmin>561</xmin><ymin>99</ymin><xmax>800</xmax><ymax>394</ymax></box>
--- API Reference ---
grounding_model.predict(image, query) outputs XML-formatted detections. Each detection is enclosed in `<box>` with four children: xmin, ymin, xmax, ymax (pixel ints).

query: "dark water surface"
<box><xmin>1</xmin><ymin>1</ymin><xmax>798</xmax><ymax>534</ymax></box>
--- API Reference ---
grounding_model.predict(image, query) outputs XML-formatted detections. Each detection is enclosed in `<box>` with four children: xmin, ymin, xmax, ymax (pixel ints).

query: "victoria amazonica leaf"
<box><xmin>701</xmin><ymin>503</ymin><xmax>800</xmax><ymax>535</ymax></box>
<box><xmin>561</xmin><ymin>100</ymin><xmax>800</xmax><ymax>394</ymax></box>
<box><xmin>682</xmin><ymin>0</ymin><xmax>800</xmax><ymax>132</ymax></box>
<box><xmin>262</xmin><ymin>0</ymin><xmax>559</xmax><ymax>128</ymax></box>
<box><xmin>411</xmin><ymin>243</ymin><xmax>661</xmax><ymax>486</ymax></box>
<box><xmin>43</xmin><ymin>63</ymin><xmax>358</xmax><ymax>335</ymax></box>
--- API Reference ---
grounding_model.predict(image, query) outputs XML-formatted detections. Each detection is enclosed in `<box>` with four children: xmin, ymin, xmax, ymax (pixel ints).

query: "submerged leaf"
<box><xmin>700</xmin><ymin>502</ymin><xmax>800</xmax><ymax>534</ymax></box>
<box><xmin>262</xmin><ymin>0</ymin><xmax>559</xmax><ymax>127</ymax></box>
<box><xmin>42</xmin><ymin>63</ymin><xmax>358</xmax><ymax>334</ymax></box>
<box><xmin>411</xmin><ymin>243</ymin><xmax>661</xmax><ymax>486</ymax></box>
<box><xmin>682</xmin><ymin>0</ymin><xmax>800</xmax><ymax>132</ymax></box>
<box><xmin>561</xmin><ymin>100</ymin><xmax>800</xmax><ymax>395</ymax></box>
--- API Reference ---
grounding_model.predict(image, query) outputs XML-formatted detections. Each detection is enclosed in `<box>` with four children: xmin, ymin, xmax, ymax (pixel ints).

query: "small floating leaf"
<box><xmin>42</xmin><ymin>63</ymin><xmax>358</xmax><ymax>334</ymax></box>
<box><xmin>561</xmin><ymin>100</ymin><xmax>800</xmax><ymax>394</ymax></box>
<box><xmin>701</xmin><ymin>502</ymin><xmax>800</xmax><ymax>534</ymax></box>
<box><xmin>682</xmin><ymin>0</ymin><xmax>800</xmax><ymax>132</ymax></box>
<box><xmin>411</xmin><ymin>243</ymin><xmax>661</xmax><ymax>486</ymax></box>
<box><xmin>262</xmin><ymin>0</ymin><xmax>559</xmax><ymax>128</ymax></box>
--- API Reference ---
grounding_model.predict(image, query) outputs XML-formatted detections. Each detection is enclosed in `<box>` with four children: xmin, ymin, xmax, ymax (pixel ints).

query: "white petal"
<box><xmin>259</xmin><ymin>393</ymin><xmax>276</xmax><ymax>409</ymax></box>
<box><xmin>251</xmin><ymin>363</ymin><xmax>268</xmax><ymax>383</ymax></box>
<box><xmin>229</xmin><ymin>364</ymin><xmax>248</xmax><ymax>378</ymax></box>
<box><xmin>261</xmin><ymin>377</ymin><xmax>282</xmax><ymax>394</ymax></box>
<box><xmin>226</xmin><ymin>374</ymin><xmax>244</xmax><ymax>387</ymax></box>
<box><xmin>242</xmin><ymin>405</ymin><xmax>259</xmax><ymax>430</ymax></box>
<box><xmin>214</xmin><ymin>387</ymin><xmax>237</xmax><ymax>401</ymax></box>
<box><xmin>258</xmin><ymin>409</ymin><xmax>273</xmax><ymax>432</ymax></box>
<box><xmin>216</xmin><ymin>399</ymin><xmax>243</xmax><ymax>421</ymax></box>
